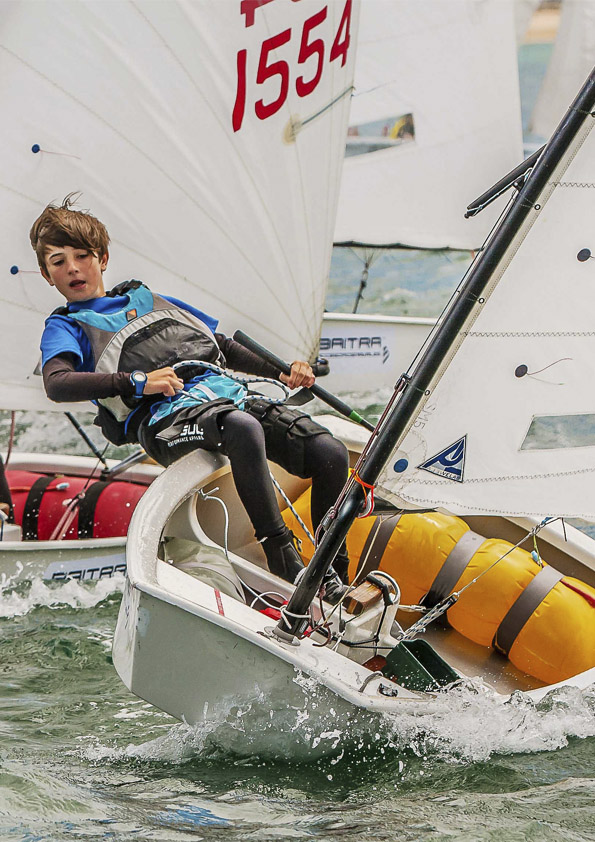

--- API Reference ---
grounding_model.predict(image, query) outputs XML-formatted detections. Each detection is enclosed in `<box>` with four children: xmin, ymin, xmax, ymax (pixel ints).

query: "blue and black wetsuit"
<box><xmin>41</xmin><ymin>282</ymin><xmax>349</xmax><ymax>547</ymax></box>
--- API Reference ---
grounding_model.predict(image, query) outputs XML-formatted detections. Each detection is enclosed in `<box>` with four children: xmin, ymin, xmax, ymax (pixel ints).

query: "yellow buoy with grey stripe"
<box><xmin>282</xmin><ymin>489</ymin><xmax>595</xmax><ymax>685</ymax></box>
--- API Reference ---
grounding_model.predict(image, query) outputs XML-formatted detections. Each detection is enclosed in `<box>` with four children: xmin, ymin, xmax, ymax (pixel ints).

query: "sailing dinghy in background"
<box><xmin>0</xmin><ymin>452</ymin><xmax>159</xmax><ymax>584</ymax></box>
<box><xmin>114</xmin><ymin>36</ymin><xmax>595</xmax><ymax>746</ymax></box>
<box><xmin>0</xmin><ymin>0</ymin><xmax>356</xmax><ymax>581</ymax></box>
<box><xmin>322</xmin><ymin>0</ymin><xmax>524</xmax><ymax>394</ymax></box>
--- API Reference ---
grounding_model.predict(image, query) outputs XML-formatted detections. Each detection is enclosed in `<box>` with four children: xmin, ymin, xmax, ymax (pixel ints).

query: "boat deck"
<box><xmin>399</xmin><ymin>614</ymin><xmax>544</xmax><ymax>694</ymax></box>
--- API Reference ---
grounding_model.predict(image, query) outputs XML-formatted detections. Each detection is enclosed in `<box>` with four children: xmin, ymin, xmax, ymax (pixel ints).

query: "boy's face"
<box><xmin>41</xmin><ymin>245</ymin><xmax>108</xmax><ymax>302</ymax></box>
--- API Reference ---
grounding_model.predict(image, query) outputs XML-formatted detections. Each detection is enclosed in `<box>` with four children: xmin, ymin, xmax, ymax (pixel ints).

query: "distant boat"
<box><xmin>321</xmin><ymin>0</ymin><xmax>524</xmax><ymax>393</ymax></box>
<box><xmin>335</xmin><ymin>0</ymin><xmax>523</xmax><ymax>251</ymax></box>
<box><xmin>1</xmin><ymin>0</ymin><xmax>352</xmax><ymax>378</ymax></box>
<box><xmin>1</xmin><ymin>452</ymin><xmax>159</xmax><ymax>584</ymax></box>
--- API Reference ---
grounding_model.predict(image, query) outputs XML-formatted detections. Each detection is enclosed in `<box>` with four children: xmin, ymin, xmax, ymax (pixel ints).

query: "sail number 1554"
<box><xmin>233</xmin><ymin>0</ymin><xmax>352</xmax><ymax>132</ymax></box>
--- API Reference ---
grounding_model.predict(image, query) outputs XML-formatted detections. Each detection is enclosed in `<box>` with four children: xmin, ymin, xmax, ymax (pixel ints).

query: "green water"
<box><xmin>0</xmin><ymin>584</ymin><xmax>594</xmax><ymax>841</ymax></box>
<box><xmin>2</xmin><ymin>41</ymin><xmax>595</xmax><ymax>841</ymax></box>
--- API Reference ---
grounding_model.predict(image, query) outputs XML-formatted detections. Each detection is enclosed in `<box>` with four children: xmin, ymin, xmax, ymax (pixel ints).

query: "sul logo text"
<box><xmin>181</xmin><ymin>424</ymin><xmax>205</xmax><ymax>439</ymax></box>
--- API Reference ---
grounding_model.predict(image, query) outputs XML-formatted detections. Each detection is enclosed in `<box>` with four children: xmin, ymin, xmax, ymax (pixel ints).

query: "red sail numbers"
<box><xmin>233</xmin><ymin>0</ymin><xmax>352</xmax><ymax>132</ymax></box>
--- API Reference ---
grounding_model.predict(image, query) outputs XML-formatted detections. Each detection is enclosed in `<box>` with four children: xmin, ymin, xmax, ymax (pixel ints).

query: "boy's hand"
<box><xmin>144</xmin><ymin>367</ymin><xmax>185</xmax><ymax>396</ymax></box>
<box><xmin>280</xmin><ymin>360</ymin><xmax>315</xmax><ymax>390</ymax></box>
<box><xmin>0</xmin><ymin>502</ymin><xmax>9</xmax><ymax>519</ymax></box>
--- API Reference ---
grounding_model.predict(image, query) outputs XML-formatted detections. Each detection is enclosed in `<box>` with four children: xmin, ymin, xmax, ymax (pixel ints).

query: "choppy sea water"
<box><xmin>1</xmin><ymin>41</ymin><xmax>594</xmax><ymax>842</ymax></box>
<box><xmin>0</xmin><ymin>577</ymin><xmax>594</xmax><ymax>841</ymax></box>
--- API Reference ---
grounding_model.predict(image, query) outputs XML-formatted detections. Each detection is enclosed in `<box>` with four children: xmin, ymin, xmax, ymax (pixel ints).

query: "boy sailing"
<box><xmin>31</xmin><ymin>196</ymin><xmax>349</xmax><ymax>600</ymax></box>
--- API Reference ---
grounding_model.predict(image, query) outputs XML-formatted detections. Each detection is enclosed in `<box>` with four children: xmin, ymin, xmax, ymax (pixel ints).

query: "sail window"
<box><xmin>521</xmin><ymin>414</ymin><xmax>595</xmax><ymax>450</ymax></box>
<box><xmin>345</xmin><ymin>112</ymin><xmax>415</xmax><ymax>157</ymax></box>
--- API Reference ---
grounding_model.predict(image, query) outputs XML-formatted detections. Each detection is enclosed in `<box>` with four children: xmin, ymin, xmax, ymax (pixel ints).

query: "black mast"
<box><xmin>274</xmin><ymin>69</ymin><xmax>595</xmax><ymax>642</ymax></box>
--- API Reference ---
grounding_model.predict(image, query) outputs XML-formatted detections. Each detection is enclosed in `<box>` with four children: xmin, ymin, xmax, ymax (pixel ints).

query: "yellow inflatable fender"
<box><xmin>282</xmin><ymin>489</ymin><xmax>595</xmax><ymax>685</ymax></box>
<box><xmin>281</xmin><ymin>488</ymin><xmax>469</xmax><ymax>606</ymax></box>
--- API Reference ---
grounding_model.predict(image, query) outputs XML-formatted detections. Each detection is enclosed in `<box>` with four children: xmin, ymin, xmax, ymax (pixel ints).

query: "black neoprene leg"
<box><xmin>218</xmin><ymin>411</ymin><xmax>285</xmax><ymax>540</ymax></box>
<box><xmin>301</xmin><ymin>434</ymin><xmax>349</xmax><ymax>531</ymax></box>
<box><xmin>301</xmin><ymin>433</ymin><xmax>350</xmax><ymax>581</ymax></box>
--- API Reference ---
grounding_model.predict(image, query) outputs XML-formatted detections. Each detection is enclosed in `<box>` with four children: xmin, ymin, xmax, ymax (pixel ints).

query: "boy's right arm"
<box><xmin>43</xmin><ymin>354</ymin><xmax>136</xmax><ymax>402</ymax></box>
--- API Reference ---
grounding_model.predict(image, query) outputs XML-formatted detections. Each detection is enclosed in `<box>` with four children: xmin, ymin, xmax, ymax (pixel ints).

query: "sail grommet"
<box><xmin>10</xmin><ymin>266</ymin><xmax>19</xmax><ymax>275</ymax></box>
<box><xmin>393</xmin><ymin>458</ymin><xmax>409</xmax><ymax>473</ymax></box>
<box><xmin>577</xmin><ymin>248</ymin><xmax>592</xmax><ymax>262</ymax></box>
<box><xmin>534</xmin><ymin>203</ymin><xmax>541</xmax><ymax>210</ymax></box>
<box><xmin>31</xmin><ymin>144</ymin><xmax>40</xmax><ymax>153</ymax></box>
<box><xmin>515</xmin><ymin>365</ymin><xmax>528</xmax><ymax>378</ymax></box>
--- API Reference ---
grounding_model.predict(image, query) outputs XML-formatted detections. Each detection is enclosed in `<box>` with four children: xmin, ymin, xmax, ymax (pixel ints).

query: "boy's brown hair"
<box><xmin>30</xmin><ymin>193</ymin><xmax>110</xmax><ymax>274</ymax></box>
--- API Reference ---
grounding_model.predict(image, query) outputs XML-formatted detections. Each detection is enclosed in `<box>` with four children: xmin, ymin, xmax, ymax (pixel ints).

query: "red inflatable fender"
<box><xmin>6</xmin><ymin>470</ymin><xmax>146</xmax><ymax>540</ymax></box>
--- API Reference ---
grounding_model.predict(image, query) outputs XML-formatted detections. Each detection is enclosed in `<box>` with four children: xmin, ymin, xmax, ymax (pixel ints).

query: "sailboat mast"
<box><xmin>275</xmin><ymin>69</ymin><xmax>595</xmax><ymax>641</ymax></box>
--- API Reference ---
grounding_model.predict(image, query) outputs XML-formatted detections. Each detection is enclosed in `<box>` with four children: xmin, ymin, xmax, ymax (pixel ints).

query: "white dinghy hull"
<box><xmin>113</xmin><ymin>435</ymin><xmax>443</xmax><ymax>732</ymax></box>
<box><xmin>113</xmin><ymin>417</ymin><xmax>595</xmax><ymax>742</ymax></box>
<box><xmin>320</xmin><ymin>312</ymin><xmax>436</xmax><ymax>395</ymax></box>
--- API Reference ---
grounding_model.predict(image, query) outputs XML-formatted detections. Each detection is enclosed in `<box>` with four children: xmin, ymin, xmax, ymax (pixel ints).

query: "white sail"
<box><xmin>0</xmin><ymin>0</ymin><xmax>359</xmax><ymax>412</ymax></box>
<box><xmin>376</xmin><ymin>89</ymin><xmax>595</xmax><ymax>520</ymax></box>
<box><xmin>530</xmin><ymin>0</ymin><xmax>595</xmax><ymax>140</ymax></box>
<box><xmin>334</xmin><ymin>0</ymin><xmax>524</xmax><ymax>250</ymax></box>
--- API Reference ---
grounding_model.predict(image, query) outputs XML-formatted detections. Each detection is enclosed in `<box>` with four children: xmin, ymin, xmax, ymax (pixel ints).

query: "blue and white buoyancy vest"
<box><xmin>63</xmin><ymin>281</ymin><xmax>225</xmax><ymax>432</ymax></box>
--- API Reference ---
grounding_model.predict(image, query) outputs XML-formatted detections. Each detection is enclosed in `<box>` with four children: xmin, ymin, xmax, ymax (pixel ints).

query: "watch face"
<box><xmin>133</xmin><ymin>372</ymin><xmax>146</xmax><ymax>383</ymax></box>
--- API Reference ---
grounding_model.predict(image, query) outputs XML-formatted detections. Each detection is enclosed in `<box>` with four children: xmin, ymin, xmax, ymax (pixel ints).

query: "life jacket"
<box><xmin>53</xmin><ymin>281</ymin><xmax>225</xmax><ymax>444</ymax></box>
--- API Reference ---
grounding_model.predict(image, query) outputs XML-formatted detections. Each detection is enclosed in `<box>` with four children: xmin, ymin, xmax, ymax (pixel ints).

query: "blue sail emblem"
<box><xmin>418</xmin><ymin>436</ymin><xmax>467</xmax><ymax>482</ymax></box>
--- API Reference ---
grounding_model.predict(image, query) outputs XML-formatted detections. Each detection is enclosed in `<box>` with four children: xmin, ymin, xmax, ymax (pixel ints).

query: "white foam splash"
<box><xmin>0</xmin><ymin>574</ymin><xmax>123</xmax><ymax>617</ymax></box>
<box><xmin>381</xmin><ymin>681</ymin><xmax>595</xmax><ymax>763</ymax></box>
<box><xmin>76</xmin><ymin>671</ymin><xmax>595</xmax><ymax>768</ymax></box>
<box><xmin>77</xmin><ymin>676</ymin><xmax>367</xmax><ymax>765</ymax></box>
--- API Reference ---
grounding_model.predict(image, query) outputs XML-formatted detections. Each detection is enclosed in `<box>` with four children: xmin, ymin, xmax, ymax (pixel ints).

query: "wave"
<box><xmin>76</xmin><ymin>672</ymin><xmax>595</xmax><ymax>768</ymax></box>
<box><xmin>0</xmin><ymin>575</ymin><xmax>123</xmax><ymax>618</ymax></box>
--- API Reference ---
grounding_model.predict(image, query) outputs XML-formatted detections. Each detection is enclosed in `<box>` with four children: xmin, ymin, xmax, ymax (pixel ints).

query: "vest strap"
<box><xmin>493</xmin><ymin>565</ymin><xmax>564</xmax><ymax>656</ymax></box>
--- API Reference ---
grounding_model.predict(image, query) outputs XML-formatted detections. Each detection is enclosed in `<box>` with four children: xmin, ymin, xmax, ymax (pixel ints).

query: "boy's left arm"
<box><xmin>216</xmin><ymin>334</ymin><xmax>314</xmax><ymax>388</ymax></box>
<box><xmin>215</xmin><ymin>333</ymin><xmax>280</xmax><ymax>378</ymax></box>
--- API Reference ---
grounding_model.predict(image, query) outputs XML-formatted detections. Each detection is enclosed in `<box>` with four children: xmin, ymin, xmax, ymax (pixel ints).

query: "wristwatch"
<box><xmin>130</xmin><ymin>370</ymin><xmax>148</xmax><ymax>398</ymax></box>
